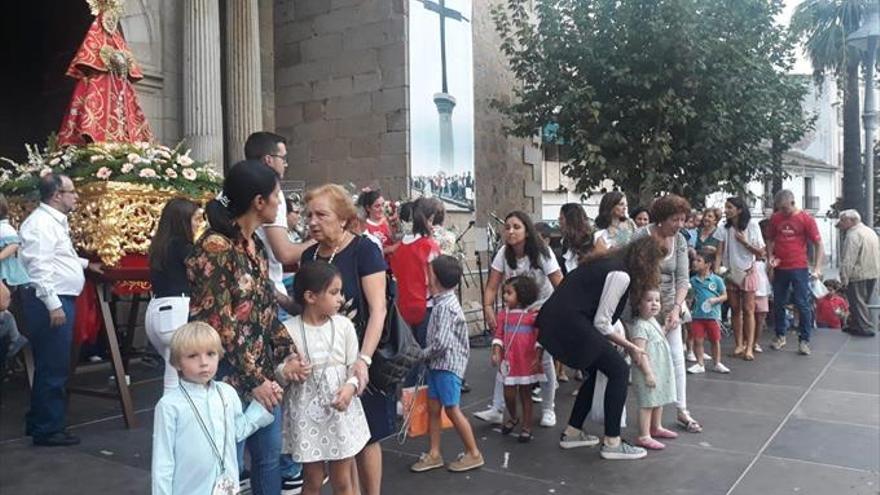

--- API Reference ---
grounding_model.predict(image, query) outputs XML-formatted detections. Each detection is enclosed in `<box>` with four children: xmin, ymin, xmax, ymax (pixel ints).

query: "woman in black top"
<box><xmin>145</xmin><ymin>197</ymin><xmax>200</xmax><ymax>393</ymax></box>
<box><xmin>538</xmin><ymin>236</ymin><xmax>666</xmax><ymax>460</ymax></box>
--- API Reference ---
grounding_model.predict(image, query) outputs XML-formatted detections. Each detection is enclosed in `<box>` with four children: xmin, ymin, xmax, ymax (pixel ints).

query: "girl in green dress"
<box><xmin>630</xmin><ymin>289</ymin><xmax>678</xmax><ymax>451</ymax></box>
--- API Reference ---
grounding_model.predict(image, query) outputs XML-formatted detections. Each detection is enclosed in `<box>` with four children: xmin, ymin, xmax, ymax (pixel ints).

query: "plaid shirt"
<box><xmin>424</xmin><ymin>290</ymin><xmax>470</xmax><ymax>378</ymax></box>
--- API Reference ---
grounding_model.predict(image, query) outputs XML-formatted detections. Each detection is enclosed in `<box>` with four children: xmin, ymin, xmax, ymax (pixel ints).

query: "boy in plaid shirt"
<box><xmin>411</xmin><ymin>255</ymin><xmax>485</xmax><ymax>473</ymax></box>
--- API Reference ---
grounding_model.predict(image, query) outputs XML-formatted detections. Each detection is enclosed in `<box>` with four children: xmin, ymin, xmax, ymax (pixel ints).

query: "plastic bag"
<box><xmin>400</xmin><ymin>385</ymin><xmax>454</xmax><ymax>438</ymax></box>
<box><xmin>810</xmin><ymin>277</ymin><xmax>829</xmax><ymax>299</ymax></box>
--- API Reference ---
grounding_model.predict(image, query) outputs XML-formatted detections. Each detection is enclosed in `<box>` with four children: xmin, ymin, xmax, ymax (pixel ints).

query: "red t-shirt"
<box><xmin>816</xmin><ymin>294</ymin><xmax>849</xmax><ymax>329</ymax></box>
<box><xmin>365</xmin><ymin>219</ymin><xmax>393</xmax><ymax>249</ymax></box>
<box><xmin>389</xmin><ymin>236</ymin><xmax>440</xmax><ymax>326</ymax></box>
<box><xmin>768</xmin><ymin>211</ymin><xmax>821</xmax><ymax>270</ymax></box>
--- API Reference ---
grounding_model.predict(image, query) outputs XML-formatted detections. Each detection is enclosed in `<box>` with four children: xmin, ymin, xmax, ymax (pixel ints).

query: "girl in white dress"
<box><xmin>278</xmin><ymin>261</ymin><xmax>369</xmax><ymax>495</ymax></box>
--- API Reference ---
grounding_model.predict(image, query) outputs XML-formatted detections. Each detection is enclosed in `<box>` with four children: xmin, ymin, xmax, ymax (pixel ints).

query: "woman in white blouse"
<box><xmin>475</xmin><ymin>211</ymin><xmax>563</xmax><ymax>428</ymax></box>
<box><xmin>713</xmin><ymin>197</ymin><xmax>765</xmax><ymax>361</ymax></box>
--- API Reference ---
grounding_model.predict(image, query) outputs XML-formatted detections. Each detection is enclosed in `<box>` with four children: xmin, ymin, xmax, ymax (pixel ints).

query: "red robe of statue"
<box><xmin>57</xmin><ymin>13</ymin><xmax>153</xmax><ymax>146</ymax></box>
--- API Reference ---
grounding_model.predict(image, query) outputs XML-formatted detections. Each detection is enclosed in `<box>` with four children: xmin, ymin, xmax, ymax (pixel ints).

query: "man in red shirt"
<box><xmin>766</xmin><ymin>190</ymin><xmax>825</xmax><ymax>355</ymax></box>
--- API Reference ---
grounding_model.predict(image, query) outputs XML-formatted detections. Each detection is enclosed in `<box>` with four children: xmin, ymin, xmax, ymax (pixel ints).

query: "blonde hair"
<box><xmin>168</xmin><ymin>322</ymin><xmax>224</xmax><ymax>367</ymax></box>
<box><xmin>304</xmin><ymin>184</ymin><xmax>358</xmax><ymax>229</ymax></box>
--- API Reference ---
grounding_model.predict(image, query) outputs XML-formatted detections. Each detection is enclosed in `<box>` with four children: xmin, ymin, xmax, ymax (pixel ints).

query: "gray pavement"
<box><xmin>1</xmin><ymin>327</ymin><xmax>877</xmax><ymax>495</ymax></box>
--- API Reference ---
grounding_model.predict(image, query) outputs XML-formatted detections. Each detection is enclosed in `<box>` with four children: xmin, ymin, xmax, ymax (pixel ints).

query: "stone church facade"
<box><xmin>77</xmin><ymin>0</ymin><xmax>543</xmax><ymax>221</ymax></box>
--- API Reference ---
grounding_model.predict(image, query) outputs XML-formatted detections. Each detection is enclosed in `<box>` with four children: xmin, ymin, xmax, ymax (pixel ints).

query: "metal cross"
<box><xmin>417</xmin><ymin>0</ymin><xmax>469</xmax><ymax>93</ymax></box>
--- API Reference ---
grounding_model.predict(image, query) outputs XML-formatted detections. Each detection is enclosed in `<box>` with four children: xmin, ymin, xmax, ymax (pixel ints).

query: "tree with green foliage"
<box><xmin>791</xmin><ymin>0</ymin><xmax>866</xmax><ymax>218</ymax></box>
<box><xmin>492</xmin><ymin>0</ymin><xmax>814</xmax><ymax>207</ymax></box>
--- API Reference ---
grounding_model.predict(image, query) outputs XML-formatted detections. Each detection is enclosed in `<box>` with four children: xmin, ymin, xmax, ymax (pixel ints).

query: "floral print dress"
<box><xmin>187</xmin><ymin>230</ymin><xmax>295</xmax><ymax>398</ymax></box>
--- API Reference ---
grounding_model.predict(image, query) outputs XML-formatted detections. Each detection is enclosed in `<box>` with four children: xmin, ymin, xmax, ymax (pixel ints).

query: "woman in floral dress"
<box><xmin>187</xmin><ymin>160</ymin><xmax>296</xmax><ymax>495</ymax></box>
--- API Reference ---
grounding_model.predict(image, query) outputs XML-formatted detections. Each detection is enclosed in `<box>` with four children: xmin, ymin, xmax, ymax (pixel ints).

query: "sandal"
<box><xmin>518</xmin><ymin>429</ymin><xmax>533</xmax><ymax>443</ymax></box>
<box><xmin>731</xmin><ymin>346</ymin><xmax>746</xmax><ymax>358</ymax></box>
<box><xmin>676</xmin><ymin>410</ymin><xmax>703</xmax><ymax>433</ymax></box>
<box><xmin>501</xmin><ymin>418</ymin><xmax>519</xmax><ymax>435</ymax></box>
<box><xmin>743</xmin><ymin>352</ymin><xmax>755</xmax><ymax>361</ymax></box>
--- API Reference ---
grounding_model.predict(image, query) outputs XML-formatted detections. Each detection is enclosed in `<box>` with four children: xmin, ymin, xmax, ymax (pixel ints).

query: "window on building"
<box><xmin>803</xmin><ymin>176</ymin><xmax>818</xmax><ymax>211</ymax></box>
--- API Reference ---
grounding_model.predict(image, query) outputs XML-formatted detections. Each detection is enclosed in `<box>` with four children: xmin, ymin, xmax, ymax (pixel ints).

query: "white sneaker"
<box><xmin>704</xmin><ymin>354</ymin><xmax>712</xmax><ymax>361</ymax></box>
<box><xmin>473</xmin><ymin>407</ymin><xmax>503</xmax><ymax>424</ymax></box>
<box><xmin>686</xmin><ymin>350</ymin><xmax>697</xmax><ymax>362</ymax></box>
<box><xmin>687</xmin><ymin>363</ymin><xmax>706</xmax><ymax>374</ymax></box>
<box><xmin>531</xmin><ymin>387</ymin><xmax>543</xmax><ymax>403</ymax></box>
<box><xmin>540</xmin><ymin>410</ymin><xmax>557</xmax><ymax>427</ymax></box>
<box><xmin>713</xmin><ymin>362</ymin><xmax>731</xmax><ymax>374</ymax></box>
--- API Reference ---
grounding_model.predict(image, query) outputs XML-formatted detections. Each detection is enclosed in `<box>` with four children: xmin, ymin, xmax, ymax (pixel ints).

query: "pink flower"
<box><xmin>181</xmin><ymin>168</ymin><xmax>197</xmax><ymax>181</ymax></box>
<box><xmin>139</xmin><ymin>168</ymin><xmax>157</xmax><ymax>178</ymax></box>
<box><xmin>96</xmin><ymin>167</ymin><xmax>112</xmax><ymax>180</ymax></box>
<box><xmin>165</xmin><ymin>168</ymin><xmax>178</xmax><ymax>179</ymax></box>
<box><xmin>121</xmin><ymin>162</ymin><xmax>135</xmax><ymax>174</ymax></box>
<box><xmin>39</xmin><ymin>168</ymin><xmax>52</xmax><ymax>177</ymax></box>
<box><xmin>177</xmin><ymin>154</ymin><xmax>194</xmax><ymax>167</ymax></box>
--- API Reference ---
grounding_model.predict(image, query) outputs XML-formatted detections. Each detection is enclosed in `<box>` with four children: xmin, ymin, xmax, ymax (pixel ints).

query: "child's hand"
<box><xmin>491</xmin><ymin>347</ymin><xmax>502</xmax><ymax>367</ymax></box>
<box><xmin>331</xmin><ymin>384</ymin><xmax>356</xmax><ymax>411</ymax></box>
<box><xmin>282</xmin><ymin>354</ymin><xmax>312</xmax><ymax>382</ymax></box>
<box><xmin>645</xmin><ymin>372</ymin><xmax>657</xmax><ymax>388</ymax></box>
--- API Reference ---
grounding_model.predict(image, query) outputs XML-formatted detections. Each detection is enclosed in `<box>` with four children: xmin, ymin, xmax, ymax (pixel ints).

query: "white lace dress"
<box><xmin>280</xmin><ymin>315</ymin><xmax>370</xmax><ymax>462</ymax></box>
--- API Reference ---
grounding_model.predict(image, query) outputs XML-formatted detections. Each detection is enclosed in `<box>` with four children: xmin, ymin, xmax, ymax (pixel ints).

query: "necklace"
<box><xmin>314</xmin><ymin>232</ymin><xmax>349</xmax><ymax>264</ymax></box>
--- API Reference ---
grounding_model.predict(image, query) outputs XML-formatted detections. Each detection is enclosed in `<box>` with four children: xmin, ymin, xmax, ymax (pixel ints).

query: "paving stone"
<box><xmin>732</xmin><ymin>455</ymin><xmax>880</xmax><ymax>495</ymax></box>
<box><xmin>793</xmin><ymin>389</ymin><xmax>880</xmax><ymax>427</ymax></box>
<box><xmin>815</xmin><ymin>367</ymin><xmax>880</xmax><ymax>395</ymax></box>
<box><xmin>765</xmin><ymin>417</ymin><xmax>880</xmax><ymax>472</ymax></box>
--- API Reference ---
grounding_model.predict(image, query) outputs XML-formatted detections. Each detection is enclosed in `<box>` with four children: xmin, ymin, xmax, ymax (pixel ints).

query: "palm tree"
<box><xmin>790</xmin><ymin>0</ymin><xmax>865</xmax><ymax>213</ymax></box>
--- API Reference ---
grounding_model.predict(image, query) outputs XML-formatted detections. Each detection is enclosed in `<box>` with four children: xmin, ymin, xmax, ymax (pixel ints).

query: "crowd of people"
<box><xmin>1</xmin><ymin>130</ymin><xmax>878</xmax><ymax>494</ymax></box>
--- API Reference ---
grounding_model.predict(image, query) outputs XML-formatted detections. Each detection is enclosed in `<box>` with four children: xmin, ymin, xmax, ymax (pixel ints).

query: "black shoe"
<box><xmin>460</xmin><ymin>380</ymin><xmax>471</xmax><ymax>394</ymax></box>
<box><xmin>281</xmin><ymin>471</ymin><xmax>304</xmax><ymax>495</ymax></box>
<box><xmin>33</xmin><ymin>431</ymin><xmax>80</xmax><ymax>447</ymax></box>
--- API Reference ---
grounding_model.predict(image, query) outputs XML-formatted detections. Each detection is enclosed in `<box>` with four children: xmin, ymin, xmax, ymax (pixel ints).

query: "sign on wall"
<box><xmin>408</xmin><ymin>0</ymin><xmax>475</xmax><ymax>211</ymax></box>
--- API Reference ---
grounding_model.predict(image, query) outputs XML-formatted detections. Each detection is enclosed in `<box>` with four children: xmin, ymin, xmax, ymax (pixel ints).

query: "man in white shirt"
<box><xmin>19</xmin><ymin>174</ymin><xmax>102</xmax><ymax>446</ymax></box>
<box><xmin>245</xmin><ymin>132</ymin><xmax>314</xmax><ymax>317</ymax></box>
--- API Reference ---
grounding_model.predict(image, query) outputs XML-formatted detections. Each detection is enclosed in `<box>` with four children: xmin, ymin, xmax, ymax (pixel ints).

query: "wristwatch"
<box><xmin>358</xmin><ymin>353</ymin><xmax>373</xmax><ymax>367</ymax></box>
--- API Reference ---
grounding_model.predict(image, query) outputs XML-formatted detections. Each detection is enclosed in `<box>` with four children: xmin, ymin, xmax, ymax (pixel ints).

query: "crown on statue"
<box><xmin>86</xmin><ymin>0</ymin><xmax>125</xmax><ymax>34</ymax></box>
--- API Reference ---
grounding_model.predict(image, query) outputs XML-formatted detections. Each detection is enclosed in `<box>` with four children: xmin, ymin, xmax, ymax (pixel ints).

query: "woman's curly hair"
<box><xmin>650</xmin><ymin>194</ymin><xmax>691</xmax><ymax>224</ymax></box>
<box><xmin>618</xmin><ymin>236</ymin><xmax>667</xmax><ymax>311</ymax></box>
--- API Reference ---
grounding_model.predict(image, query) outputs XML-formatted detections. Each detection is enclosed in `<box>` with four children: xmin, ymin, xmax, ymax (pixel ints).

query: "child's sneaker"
<box><xmin>713</xmin><ymin>362</ymin><xmax>731</xmax><ymax>374</ymax></box>
<box><xmin>447</xmin><ymin>452</ymin><xmax>484</xmax><ymax>472</ymax></box>
<box><xmin>540</xmin><ymin>410</ymin><xmax>556</xmax><ymax>427</ymax></box>
<box><xmin>770</xmin><ymin>335</ymin><xmax>787</xmax><ymax>350</ymax></box>
<box><xmin>6</xmin><ymin>335</ymin><xmax>28</xmax><ymax>361</ymax></box>
<box><xmin>411</xmin><ymin>452</ymin><xmax>444</xmax><ymax>473</ymax></box>
<box><xmin>798</xmin><ymin>341</ymin><xmax>811</xmax><ymax>355</ymax></box>
<box><xmin>473</xmin><ymin>407</ymin><xmax>503</xmax><ymax>424</ymax></box>
<box><xmin>687</xmin><ymin>363</ymin><xmax>705</xmax><ymax>374</ymax></box>
<box><xmin>531</xmin><ymin>386</ymin><xmax>543</xmax><ymax>403</ymax></box>
<box><xmin>599</xmin><ymin>441</ymin><xmax>647</xmax><ymax>460</ymax></box>
<box><xmin>559</xmin><ymin>430</ymin><xmax>600</xmax><ymax>449</ymax></box>
<box><xmin>686</xmin><ymin>350</ymin><xmax>697</xmax><ymax>362</ymax></box>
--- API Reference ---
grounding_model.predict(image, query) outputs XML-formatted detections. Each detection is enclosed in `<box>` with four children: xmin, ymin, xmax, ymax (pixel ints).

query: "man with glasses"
<box><xmin>19</xmin><ymin>174</ymin><xmax>102</xmax><ymax>446</ymax></box>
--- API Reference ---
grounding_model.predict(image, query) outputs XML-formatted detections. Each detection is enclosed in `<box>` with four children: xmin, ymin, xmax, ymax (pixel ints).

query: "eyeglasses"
<box><xmin>59</xmin><ymin>189</ymin><xmax>77</xmax><ymax>195</ymax></box>
<box><xmin>269</xmin><ymin>154</ymin><xmax>288</xmax><ymax>164</ymax></box>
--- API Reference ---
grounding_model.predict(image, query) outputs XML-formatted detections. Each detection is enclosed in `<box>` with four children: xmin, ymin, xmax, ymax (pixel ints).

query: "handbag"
<box><xmin>351</xmin><ymin>236</ymin><xmax>422</xmax><ymax>394</ymax></box>
<box><xmin>724</xmin><ymin>228</ymin><xmax>750</xmax><ymax>287</ymax></box>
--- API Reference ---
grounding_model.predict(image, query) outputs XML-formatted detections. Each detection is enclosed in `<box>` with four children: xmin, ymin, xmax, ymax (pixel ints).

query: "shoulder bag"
<box><xmin>351</xmin><ymin>236</ymin><xmax>422</xmax><ymax>394</ymax></box>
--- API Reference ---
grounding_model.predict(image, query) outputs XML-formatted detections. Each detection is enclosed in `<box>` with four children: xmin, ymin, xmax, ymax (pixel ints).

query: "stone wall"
<box><xmin>471</xmin><ymin>0</ymin><xmax>542</xmax><ymax>221</ymax></box>
<box><xmin>274</xmin><ymin>0</ymin><xmax>410</xmax><ymax>197</ymax></box>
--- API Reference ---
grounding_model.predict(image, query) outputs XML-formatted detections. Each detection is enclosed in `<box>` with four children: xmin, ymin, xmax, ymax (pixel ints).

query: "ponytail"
<box><xmin>206</xmin><ymin>160</ymin><xmax>278</xmax><ymax>238</ymax></box>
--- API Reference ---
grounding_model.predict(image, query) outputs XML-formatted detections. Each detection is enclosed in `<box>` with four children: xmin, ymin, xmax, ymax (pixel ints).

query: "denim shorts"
<box><xmin>427</xmin><ymin>369</ymin><xmax>462</xmax><ymax>407</ymax></box>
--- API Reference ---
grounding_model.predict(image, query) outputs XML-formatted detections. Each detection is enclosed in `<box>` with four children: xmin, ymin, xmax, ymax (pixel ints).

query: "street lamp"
<box><xmin>848</xmin><ymin>0</ymin><xmax>880</xmax><ymax>226</ymax></box>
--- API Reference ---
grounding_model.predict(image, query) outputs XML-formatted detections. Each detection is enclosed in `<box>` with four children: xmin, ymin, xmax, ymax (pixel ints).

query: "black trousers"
<box><xmin>567</xmin><ymin>345</ymin><xmax>629</xmax><ymax>438</ymax></box>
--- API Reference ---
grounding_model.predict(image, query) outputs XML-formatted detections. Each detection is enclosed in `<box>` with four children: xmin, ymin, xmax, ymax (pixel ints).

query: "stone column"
<box><xmin>183</xmin><ymin>0</ymin><xmax>224</xmax><ymax>173</ymax></box>
<box><xmin>225</xmin><ymin>0</ymin><xmax>263</xmax><ymax>163</ymax></box>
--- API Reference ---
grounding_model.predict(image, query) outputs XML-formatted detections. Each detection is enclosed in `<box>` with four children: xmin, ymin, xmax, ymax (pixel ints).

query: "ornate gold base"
<box><xmin>9</xmin><ymin>181</ymin><xmax>206</xmax><ymax>266</ymax></box>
